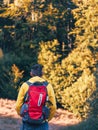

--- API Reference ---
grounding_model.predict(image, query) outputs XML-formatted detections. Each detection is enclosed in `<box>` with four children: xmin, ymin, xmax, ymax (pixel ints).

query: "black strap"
<box><xmin>26</xmin><ymin>81</ymin><xmax>48</xmax><ymax>87</ymax></box>
<box><xmin>26</xmin><ymin>81</ymin><xmax>32</xmax><ymax>86</ymax></box>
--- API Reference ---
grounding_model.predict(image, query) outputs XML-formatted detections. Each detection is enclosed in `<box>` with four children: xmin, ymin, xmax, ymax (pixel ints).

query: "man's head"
<box><xmin>30</xmin><ymin>64</ymin><xmax>43</xmax><ymax>77</ymax></box>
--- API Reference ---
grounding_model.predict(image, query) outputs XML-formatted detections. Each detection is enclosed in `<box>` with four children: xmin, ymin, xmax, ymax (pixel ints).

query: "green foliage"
<box><xmin>38</xmin><ymin>39</ymin><xmax>96</xmax><ymax>118</ymax></box>
<box><xmin>38</xmin><ymin>39</ymin><xmax>61</xmax><ymax>78</ymax></box>
<box><xmin>38</xmin><ymin>1</ymin><xmax>98</xmax><ymax>119</ymax></box>
<box><xmin>0</xmin><ymin>0</ymin><xmax>76</xmax><ymax>54</ymax></box>
<box><xmin>39</xmin><ymin>1</ymin><xmax>98</xmax><ymax>119</ymax></box>
<box><xmin>61</xmin><ymin>69</ymin><xmax>96</xmax><ymax>118</ymax></box>
<box><xmin>72</xmin><ymin>0</ymin><xmax>98</xmax><ymax>52</ymax></box>
<box><xmin>0</xmin><ymin>53</ymin><xmax>23</xmax><ymax>99</ymax></box>
<box><xmin>70</xmin><ymin>0</ymin><xmax>98</xmax><ymax>118</ymax></box>
<box><xmin>0</xmin><ymin>0</ymin><xmax>97</xmax><ymax>121</ymax></box>
<box><xmin>0</xmin><ymin>20</ymin><xmax>39</xmax><ymax>99</ymax></box>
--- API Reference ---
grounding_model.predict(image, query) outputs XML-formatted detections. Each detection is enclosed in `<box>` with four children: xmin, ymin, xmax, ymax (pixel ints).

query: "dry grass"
<box><xmin>0</xmin><ymin>98</ymin><xmax>21</xmax><ymax>130</ymax></box>
<box><xmin>0</xmin><ymin>98</ymin><xmax>80</xmax><ymax>130</ymax></box>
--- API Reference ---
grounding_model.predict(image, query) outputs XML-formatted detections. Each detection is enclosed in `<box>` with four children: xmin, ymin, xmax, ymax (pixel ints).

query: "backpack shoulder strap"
<box><xmin>26</xmin><ymin>81</ymin><xmax>32</xmax><ymax>86</ymax></box>
<box><xmin>26</xmin><ymin>81</ymin><xmax>48</xmax><ymax>87</ymax></box>
<box><xmin>23</xmin><ymin>81</ymin><xmax>32</xmax><ymax>102</ymax></box>
<box><xmin>43</xmin><ymin>81</ymin><xmax>48</xmax><ymax>86</ymax></box>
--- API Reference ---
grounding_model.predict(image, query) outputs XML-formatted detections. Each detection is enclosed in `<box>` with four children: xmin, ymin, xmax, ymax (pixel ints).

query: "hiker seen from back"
<box><xmin>15</xmin><ymin>64</ymin><xmax>57</xmax><ymax>130</ymax></box>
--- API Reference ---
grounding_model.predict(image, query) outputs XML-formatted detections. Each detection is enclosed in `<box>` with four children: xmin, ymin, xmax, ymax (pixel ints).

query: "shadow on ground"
<box><xmin>0</xmin><ymin>115</ymin><xmax>21</xmax><ymax>130</ymax></box>
<box><xmin>0</xmin><ymin>115</ymin><xmax>77</xmax><ymax>130</ymax></box>
<box><xmin>0</xmin><ymin>114</ymin><xmax>98</xmax><ymax>130</ymax></box>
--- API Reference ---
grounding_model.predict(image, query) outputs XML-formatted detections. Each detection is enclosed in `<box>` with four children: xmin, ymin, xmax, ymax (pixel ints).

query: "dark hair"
<box><xmin>30</xmin><ymin>64</ymin><xmax>43</xmax><ymax>77</ymax></box>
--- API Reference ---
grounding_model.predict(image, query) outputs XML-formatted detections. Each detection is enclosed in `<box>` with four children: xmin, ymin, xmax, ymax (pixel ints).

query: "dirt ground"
<box><xmin>0</xmin><ymin>98</ymin><xmax>80</xmax><ymax>130</ymax></box>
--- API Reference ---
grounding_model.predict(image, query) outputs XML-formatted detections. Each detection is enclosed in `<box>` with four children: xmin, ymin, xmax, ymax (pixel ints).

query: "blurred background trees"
<box><xmin>0</xmin><ymin>0</ymin><xmax>98</xmax><ymax>119</ymax></box>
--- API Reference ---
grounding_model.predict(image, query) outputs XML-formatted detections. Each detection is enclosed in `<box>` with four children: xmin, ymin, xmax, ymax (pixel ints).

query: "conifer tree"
<box><xmin>61</xmin><ymin>0</ymin><xmax>98</xmax><ymax>118</ymax></box>
<box><xmin>38</xmin><ymin>0</ymin><xmax>98</xmax><ymax>118</ymax></box>
<box><xmin>72</xmin><ymin>0</ymin><xmax>98</xmax><ymax>119</ymax></box>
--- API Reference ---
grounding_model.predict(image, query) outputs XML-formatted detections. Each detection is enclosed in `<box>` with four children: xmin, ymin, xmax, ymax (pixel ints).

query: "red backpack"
<box><xmin>20</xmin><ymin>81</ymin><xmax>50</xmax><ymax>124</ymax></box>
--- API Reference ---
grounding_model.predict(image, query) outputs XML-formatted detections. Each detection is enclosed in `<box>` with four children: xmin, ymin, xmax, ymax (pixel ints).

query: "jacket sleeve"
<box><xmin>15</xmin><ymin>83</ymin><xmax>28</xmax><ymax>115</ymax></box>
<box><xmin>47</xmin><ymin>83</ymin><xmax>57</xmax><ymax>121</ymax></box>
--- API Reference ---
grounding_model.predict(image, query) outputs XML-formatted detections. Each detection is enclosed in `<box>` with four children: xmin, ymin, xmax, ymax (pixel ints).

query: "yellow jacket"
<box><xmin>15</xmin><ymin>76</ymin><xmax>56</xmax><ymax>121</ymax></box>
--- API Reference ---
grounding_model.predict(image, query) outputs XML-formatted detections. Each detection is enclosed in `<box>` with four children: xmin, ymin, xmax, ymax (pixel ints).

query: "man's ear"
<box><xmin>30</xmin><ymin>72</ymin><xmax>33</xmax><ymax>77</ymax></box>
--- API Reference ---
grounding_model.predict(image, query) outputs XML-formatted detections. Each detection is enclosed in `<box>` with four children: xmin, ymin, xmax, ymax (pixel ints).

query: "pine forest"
<box><xmin>0</xmin><ymin>0</ymin><xmax>98</xmax><ymax>124</ymax></box>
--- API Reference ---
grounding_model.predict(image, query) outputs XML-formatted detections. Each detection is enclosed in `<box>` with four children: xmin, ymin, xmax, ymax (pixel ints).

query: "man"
<box><xmin>16</xmin><ymin>64</ymin><xmax>56</xmax><ymax>130</ymax></box>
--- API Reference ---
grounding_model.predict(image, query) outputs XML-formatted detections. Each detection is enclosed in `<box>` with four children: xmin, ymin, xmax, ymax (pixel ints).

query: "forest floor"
<box><xmin>0</xmin><ymin>98</ymin><xmax>80</xmax><ymax>130</ymax></box>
